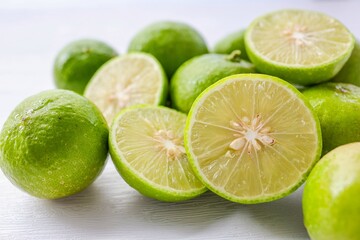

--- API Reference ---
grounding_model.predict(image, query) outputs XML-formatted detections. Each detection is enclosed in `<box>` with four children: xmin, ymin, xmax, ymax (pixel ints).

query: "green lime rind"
<box><xmin>170</xmin><ymin>53</ymin><xmax>255</xmax><ymax>113</ymax></box>
<box><xmin>184</xmin><ymin>73</ymin><xmax>322</xmax><ymax>204</ymax></box>
<box><xmin>0</xmin><ymin>90</ymin><xmax>109</xmax><ymax>199</ymax></box>
<box><xmin>213</xmin><ymin>29</ymin><xmax>250</xmax><ymax>61</ymax></box>
<box><xmin>303</xmin><ymin>142</ymin><xmax>360</xmax><ymax>240</ymax></box>
<box><xmin>244</xmin><ymin>9</ymin><xmax>355</xmax><ymax>85</ymax></box>
<box><xmin>54</xmin><ymin>39</ymin><xmax>118</xmax><ymax>94</ymax></box>
<box><xmin>109</xmin><ymin>105</ymin><xmax>207</xmax><ymax>202</ymax></box>
<box><xmin>302</xmin><ymin>82</ymin><xmax>360</xmax><ymax>155</ymax></box>
<box><xmin>332</xmin><ymin>40</ymin><xmax>360</xmax><ymax>87</ymax></box>
<box><xmin>128</xmin><ymin>21</ymin><xmax>209</xmax><ymax>78</ymax></box>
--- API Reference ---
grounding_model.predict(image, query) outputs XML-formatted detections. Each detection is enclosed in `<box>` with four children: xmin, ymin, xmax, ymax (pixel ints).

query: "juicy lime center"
<box><xmin>153</xmin><ymin>129</ymin><xmax>185</xmax><ymax>159</ymax></box>
<box><xmin>228</xmin><ymin>114</ymin><xmax>275</xmax><ymax>154</ymax></box>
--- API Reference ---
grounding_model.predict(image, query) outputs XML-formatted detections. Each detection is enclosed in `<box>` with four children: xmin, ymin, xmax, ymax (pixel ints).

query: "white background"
<box><xmin>0</xmin><ymin>0</ymin><xmax>359</xmax><ymax>239</ymax></box>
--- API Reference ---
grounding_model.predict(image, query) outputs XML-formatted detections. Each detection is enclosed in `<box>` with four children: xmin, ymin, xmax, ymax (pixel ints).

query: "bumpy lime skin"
<box><xmin>302</xmin><ymin>83</ymin><xmax>360</xmax><ymax>155</ymax></box>
<box><xmin>128</xmin><ymin>21</ymin><xmax>208</xmax><ymax>78</ymax></box>
<box><xmin>170</xmin><ymin>53</ymin><xmax>255</xmax><ymax>113</ymax></box>
<box><xmin>332</xmin><ymin>40</ymin><xmax>360</xmax><ymax>87</ymax></box>
<box><xmin>54</xmin><ymin>39</ymin><xmax>118</xmax><ymax>94</ymax></box>
<box><xmin>303</xmin><ymin>143</ymin><xmax>360</xmax><ymax>240</ymax></box>
<box><xmin>213</xmin><ymin>29</ymin><xmax>250</xmax><ymax>61</ymax></box>
<box><xmin>0</xmin><ymin>90</ymin><xmax>109</xmax><ymax>199</ymax></box>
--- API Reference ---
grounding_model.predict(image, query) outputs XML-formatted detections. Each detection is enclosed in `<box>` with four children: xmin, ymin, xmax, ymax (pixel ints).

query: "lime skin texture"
<box><xmin>213</xmin><ymin>29</ymin><xmax>250</xmax><ymax>61</ymax></box>
<box><xmin>128</xmin><ymin>21</ymin><xmax>208</xmax><ymax>78</ymax></box>
<box><xmin>302</xmin><ymin>82</ymin><xmax>360</xmax><ymax>155</ymax></box>
<box><xmin>0</xmin><ymin>90</ymin><xmax>109</xmax><ymax>199</ymax></box>
<box><xmin>303</xmin><ymin>142</ymin><xmax>360</xmax><ymax>240</ymax></box>
<box><xmin>333</xmin><ymin>40</ymin><xmax>360</xmax><ymax>87</ymax></box>
<box><xmin>54</xmin><ymin>39</ymin><xmax>118</xmax><ymax>94</ymax></box>
<box><xmin>170</xmin><ymin>53</ymin><xmax>255</xmax><ymax>113</ymax></box>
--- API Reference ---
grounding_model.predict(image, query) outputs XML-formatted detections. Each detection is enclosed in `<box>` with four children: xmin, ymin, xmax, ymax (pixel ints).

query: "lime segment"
<box><xmin>185</xmin><ymin>74</ymin><xmax>322</xmax><ymax>203</ymax></box>
<box><xmin>109</xmin><ymin>106</ymin><xmax>206</xmax><ymax>202</ymax></box>
<box><xmin>245</xmin><ymin>9</ymin><xmax>354</xmax><ymax>85</ymax></box>
<box><xmin>84</xmin><ymin>53</ymin><xmax>168</xmax><ymax>124</ymax></box>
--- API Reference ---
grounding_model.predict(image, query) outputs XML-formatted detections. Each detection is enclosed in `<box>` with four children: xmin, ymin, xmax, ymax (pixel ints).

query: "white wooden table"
<box><xmin>0</xmin><ymin>1</ymin><xmax>359</xmax><ymax>239</ymax></box>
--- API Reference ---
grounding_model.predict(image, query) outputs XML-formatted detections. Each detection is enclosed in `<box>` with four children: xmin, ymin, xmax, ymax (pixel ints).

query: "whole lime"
<box><xmin>127</xmin><ymin>21</ymin><xmax>208</xmax><ymax>78</ymax></box>
<box><xmin>302</xmin><ymin>83</ymin><xmax>360</xmax><ymax>155</ymax></box>
<box><xmin>170</xmin><ymin>51</ymin><xmax>255</xmax><ymax>113</ymax></box>
<box><xmin>0</xmin><ymin>90</ymin><xmax>109</xmax><ymax>199</ymax></box>
<box><xmin>303</xmin><ymin>142</ymin><xmax>360</xmax><ymax>240</ymax></box>
<box><xmin>54</xmin><ymin>39</ymin><xmax>118</xmax><ymax>94</ymax></box>
<box><xmin>332</xmin><ymin>40</ymin><xmax>360</xmax><ymax>87</ymax></box>
<box><xmin>213</xmin><ymin>29</ymin><xmax>250</xmax><ymax>61</ymax></box>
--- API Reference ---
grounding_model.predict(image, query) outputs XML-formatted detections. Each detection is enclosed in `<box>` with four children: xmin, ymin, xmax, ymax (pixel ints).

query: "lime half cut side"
<box><xmin>245</xmin><ymin>9</ymin><xmax>354</xmax><ymax>85</ymax></box>
<box><xmin>185</xmin><ymin>74</ymin><xmax>322</xmax><ymax>203</ymax></box>
<box><xmin>109</xmin><ymin>106</ymin><xmax>206</xmax><ymax>202</ymax></box>
<box><xmin>84</xmin><ymin>53</ymin><xmax>168</xmax><ymax>125</ymax></box>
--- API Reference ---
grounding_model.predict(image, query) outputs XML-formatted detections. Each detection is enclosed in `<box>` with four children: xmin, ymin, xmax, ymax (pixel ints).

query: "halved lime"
<box><xmin>185</xmin><ymin>74</ymin><xmax>322</xmax><ymax>203</ymax></box>
<box><xmin>109</xmin><ymin>105</ymin><xmax>206</xmax><ymax>202</ymax></box>
<box><xmin>245</xmin><ymin>9</ymin><xmax>354</xmax><ymax>85</ymax></box>
<box><xmin>84</xmin><ymin>53</ymin><xmax>168</xmax><ymax>124</ymax></box>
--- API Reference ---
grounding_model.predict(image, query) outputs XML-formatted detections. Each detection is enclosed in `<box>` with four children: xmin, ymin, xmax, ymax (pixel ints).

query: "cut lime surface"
<box><xmin>109</xmin><ymin>105</ymin><xmax>206</xmax><ymax>202</ymax></box>
<box><xmin>185</xmin><ymin>74</ymin><xmax>322</xmax><ymax>203</ymax></box>
<box><xmin>84</xmin><ymin>53</ymin><xmax>168</xmax><ymax>124</ymax></box>
<box><xmin>245</xmin><ymin>9</ymin><xmax>354</xmax><ymax>85</ymax></box>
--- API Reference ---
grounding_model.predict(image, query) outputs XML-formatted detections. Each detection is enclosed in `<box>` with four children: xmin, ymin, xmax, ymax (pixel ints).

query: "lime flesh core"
<box><xmin>332</xmin><ymin>40</ymin><xmax>360</xmax><ymax>87</ymax></box>
<box><xmin>54</xmin><ymin>39</ymin><xmax>118</xmax><ymax>94</ymax></box>
<box><xmin>245</xmin><ymin>9</ymin><xmax>354</xmax><ymax>85</ymax></box>
<box><xmin>0</xmin><ymin>90</ymin><xmax>109</xmax><ymax>199</ymax></box>
<box><xmin>213</xmin><ymin>29</ymin><xmax>250</xmax><ymax>61</ymax></box>
<box><xmin>128</xmin><ymin>21</ymin><xmax>208</xmax><ymax>78</ymax></box>
<box><xmin>185</xmin><ymin>73</ymin><xmax>322</xmax><ymax>203</ymax></box>
<box><xmin>84</xmin><ymin>53</ymin><xmax>168</xmax><ymax>125</ymax></box>
<box><xmin>109</xmin><ymin>105</ymin><xmax>206</xmax><ymax>202</ymax></box>
<box><xmin>303</xmin><ymin>142</ymin><xmax>360</xmax><ymax>240</ymax></box>
<box><xmin>170</xmin><ymin>53</ymin><xmax>255</xmax><ymax>113</ymax></box>
<box><xmin>302</xmin><ymin>82</ymin><xmax>360</xmax><ymax>155</ymax></box>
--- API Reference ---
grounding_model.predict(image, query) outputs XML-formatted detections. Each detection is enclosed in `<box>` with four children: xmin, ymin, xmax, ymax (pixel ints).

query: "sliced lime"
<box><xmin>84</xmin><ymin>53</ymin><xmax>168</xmax><ymax>124</ymax></box>
<box><xmin>185</xmin><ymin>74</ymin><xmax>322</xmax><ymax>203</ymax></box>
<box><xmin>245</xmin><ymin>9</ymin><xmax>354</xmax><ymax>85</ymax></box>
<box><xmin>109</xmin><ymin>105</ymin><xmax>206</xmax><ymax>202</ymax></box>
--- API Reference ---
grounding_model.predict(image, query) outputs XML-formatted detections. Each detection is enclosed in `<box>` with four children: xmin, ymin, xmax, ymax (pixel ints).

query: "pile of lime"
<box><xmin>1</xmin><ymin>9</ymin><xmax>360</xmax><ymax>239</ymax></box>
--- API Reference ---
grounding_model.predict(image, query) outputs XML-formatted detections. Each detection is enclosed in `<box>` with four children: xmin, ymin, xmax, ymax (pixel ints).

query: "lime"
<box><xmin>185</xmin><ymin>74</ymin><xmax>322</xmax><ymax>203</ymax></box>
<box><xmin>170</xmin><ymin>51</ymin><xmax>255</xmax><ymax>113</ymax></box>
<box><xmin>109</xmin><ymin>105</ymin><xmax>206</xmax><ymax>202</ymax></box>
<box><xmin>84</xmin><ymin>53</ymin><xmax>168</xmax><ymax>125</ymax></box>
<box><xmin>0</xmin><ymin>90</ymin><xmax>108</xmax><ymax>199</ymax></box>
<box><xmin>245</xmin><ymin>9</ymin><xmax>354</xmax><ymax>85</ymax></box>
<box><xmin>128</xmin><ymin>21</ymin><xmax>208</xmax><ymax>78</ymax></box>
<box><xmin>303</xmin><ymin>142</ymin><xmax>360</xmax><ymax>240</ymax></box>
<box><xmin>54</xmin><ymin>39</ymin><xmax>118</xmax><ymax>94</ymax></box>
<box><xmin>302</xmin><ymin>82</ymin><xmax>360</xmax><ymax>155</ymax></box>
<box><xmin>332</xmin><ymin>40</ymin><xmax>360</xmax><ymax>87</ymax></box>
<box><xmin>213</xmin><ymin>29</ymin><xmax>250</xmax><ymax>61</ymax></box>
